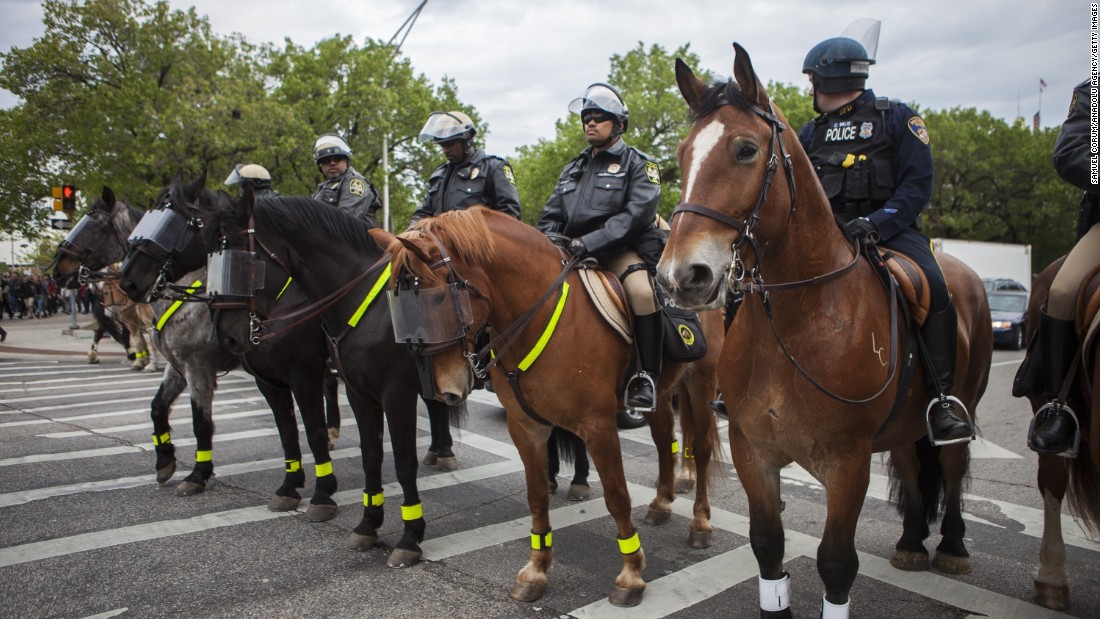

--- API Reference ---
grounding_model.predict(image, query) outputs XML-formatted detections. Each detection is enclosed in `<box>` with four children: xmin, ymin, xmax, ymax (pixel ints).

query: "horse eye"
<box><xmin>737</xmin><ymin>144</ymin><xmax>759</xmax><ymax>161</ymax></box>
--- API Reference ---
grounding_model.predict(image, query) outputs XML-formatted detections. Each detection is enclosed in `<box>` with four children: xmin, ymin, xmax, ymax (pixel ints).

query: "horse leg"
<box><xmin>1034</xmin><ymin>454</ymin><xmax>1071</xmax><ymax>609</ymax></box>
<box><xmin>932</xmin><ymin>443</ymin><xmax>972</xmax><ymax>574</ymax></box>
<box><xmin>175</xmin><ymin>370</ymin><xmax>216</xmax><ymax>496</ymax></box>
<box><xmin>383</xmin><ymin>392</ymin><xmax>425</xmax><ymax>568</ymax></box>
<box><xmin>294</xmin><ymin>374</ymin><xmax>338</xmax><ymax>522</ymax></box>
<box><xmin>816</xmin><ymin>457</ymin><xmax>870</xmax><ymax>618</ymax></box>
<box><xmin>150</xmin><ymin>365</ymin><xmax>185</xmax><ymax>484</ymax></box>
<box><xmin>888</xmin><ymin>442</ymin><xmax>933</xmax><ymax>571</ymax></box>
<box><xmin>422</xmin><ymin>398</ymin><xmax>457</xmax><ymax>470</ymax></box>
<box><xmin>255</xmin><ymin>380</ymin><xmax>305</xmax><ymax>512</ymax></box>
<box><xmin>323</xmin><ymin>372</ymin><xmax>340</xmax><ymax>450</ymax></box>
<box><xmin>675</xmin><ymin>389</ymin><xmax>697</xmax><ymax>495</ymax></box>
<box><xmin>566</xmin><ymin>431</ymin><xmax>591</xmax><ymax>501</ymax></box>
<box><xmin>680</xmin><ymin>372</ymin><xmax>717</xmax><ymax>549</ymax></box>
<box><xmin>643</xmin><ymin>391</ymin><xmax>677</xmax><ymax>526</ymax></box>
<box><xmin>507</xmin><ymin>415</ymin><xmax>556</xmax><ymax>603</ymax></box>
<box><xmin>346</xmin><ymin>390</ymin><xmax>387</xmax><ymax>551</ymax></box>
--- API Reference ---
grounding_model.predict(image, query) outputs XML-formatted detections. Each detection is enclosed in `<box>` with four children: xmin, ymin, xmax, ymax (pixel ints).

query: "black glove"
<box><xmin>843</xmin><ymin>217</ymin><xmax>878</xmax><ymax>243</ymax></box>
<box><xmin>567</xmin><ymin>237</ymin><xmax>588</xmax><ymax>258</ymax></box>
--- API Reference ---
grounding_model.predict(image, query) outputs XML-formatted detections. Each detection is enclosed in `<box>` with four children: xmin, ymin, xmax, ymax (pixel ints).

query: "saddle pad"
<box><xmin>1074</xmin><ymin>264</ymin><xmax>1100</xmax><ymax>374</ymax></box>
<box><xmin>880</xmin><ymin>248</ymin><xmax>930</xmax><ymax>325</ymax></box>
<box><xmin>577</xmin><ymin>268</ymin><xmax>632</xmax><ymax>344</ymax></box>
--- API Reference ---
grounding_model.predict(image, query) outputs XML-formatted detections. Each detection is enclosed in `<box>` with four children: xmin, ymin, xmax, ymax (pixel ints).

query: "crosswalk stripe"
<box><xmin>0</xmin><ymin>395</ymin><xmax>270</xmax><ymax>428</ymax></box>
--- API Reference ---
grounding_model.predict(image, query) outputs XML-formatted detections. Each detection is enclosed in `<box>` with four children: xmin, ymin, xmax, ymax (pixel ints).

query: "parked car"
<box><xmin>982</xmin><ymin>278</ymin><xmax>1028</xmax><ymax>293</ymax></box>
<box><xmin>988</xmin><ymin>290</ymin><xmax>1029</xmax><ymax>350</ymax></box>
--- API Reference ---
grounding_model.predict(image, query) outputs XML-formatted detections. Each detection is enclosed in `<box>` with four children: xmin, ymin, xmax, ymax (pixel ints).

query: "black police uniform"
<box><xmin>1055</xmin><ymin>79</ymin><xmax>1100</xmax><ymax>239</ymax></box>
<box><xmin>313</xmin><ymin>166</ymin><xmax>383</xmax><ymax>228</ymax></box>
<box><xmin>537</xmin><ymin>139</ymin><xmax>663</xmax><ymax>264</ymax></box>
<box><xmin>410</xmin><ymin>149</ymin><xmax>521</xmax><ymax>225</ymax></box>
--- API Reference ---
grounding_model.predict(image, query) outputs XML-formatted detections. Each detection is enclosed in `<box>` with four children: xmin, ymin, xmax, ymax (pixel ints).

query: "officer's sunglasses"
<box><xmin>581</xmin><ymin>111</ymin><xmax>614</xmax><ymax>125</ymax></box>
<box><xmin>318</xmin><ymin>156</ymin><xmax>345</xmax><ymax>165</ymax></box>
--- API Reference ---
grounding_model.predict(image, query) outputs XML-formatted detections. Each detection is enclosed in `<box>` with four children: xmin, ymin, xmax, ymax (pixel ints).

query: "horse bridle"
<box><xmin>670</xmin><ymin>92</ymin><xmax>898</xmax><ymax>405</ymax></box>
<box><xmin>52</xmin><ymin>210</ymin><xmax>130</xmax><ymax>286</ymax></box>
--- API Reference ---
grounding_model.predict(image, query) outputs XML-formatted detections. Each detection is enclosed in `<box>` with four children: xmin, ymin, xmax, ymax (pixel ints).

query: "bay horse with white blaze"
<box><xmin>655</xmin><ymin>46</ymin><xmax>992</xmax><ymax>617</ymax></box>
<box><xmin>388</xmin><ymin>206</ymin><xmax>723</xmax><ymax>607</ymax></box>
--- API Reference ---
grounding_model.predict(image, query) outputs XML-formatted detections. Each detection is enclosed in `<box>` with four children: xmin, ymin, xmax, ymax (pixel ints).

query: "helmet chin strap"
<box><xmin>592</xmin><ymin>123</ymin><xmax>624</xmax><ymax>150</ymax></box>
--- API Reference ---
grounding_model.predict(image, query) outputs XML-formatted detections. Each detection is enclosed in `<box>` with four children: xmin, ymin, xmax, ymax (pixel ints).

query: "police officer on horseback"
<box><xmin>225</xmin><ymin>163</ymin><xmax>279</xmax><ymax>199</ymax></box>
<box><xmin>312</xmin><ymin>133</ymin><xmax>383</xmax><ymax>228</ymax></box>
<box><xmin>799</xmin><ymin>29</ymin><xmax>973</xmax><ymax>445</ymax></box>
<box><xmin>537</xmin><ymin>83</ymin><xmax>665</xmax><ymax>413</ymax></box>
<box><xmin>1015</xmin><ymin>79</ymin><xmax>1096</xmax><ymax>455</ymax></box>
<box><xmin>410</xmin><ymin>111</ymin><xmax>520</xmax><ymax>225</ymax></box>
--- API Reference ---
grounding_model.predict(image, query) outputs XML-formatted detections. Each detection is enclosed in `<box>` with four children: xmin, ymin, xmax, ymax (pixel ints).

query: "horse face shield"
<box><xmin>207</xmin><ymin>250</ymin><xmax>266</xmax><ymax>297</ymax></box>
<box><xmin>126</xmin><ymin>208</ymin><xmax>193</xmax><ymax>261</ymax></box>
<box><xmin>387</xmin><ymin>283</ymin><xmax>473</xmax><ymax>345</ymax></box>
<box><xmin>58</xmin><ymin>215</ymin><xmax>111</xmax><ymax>261</ymax></box>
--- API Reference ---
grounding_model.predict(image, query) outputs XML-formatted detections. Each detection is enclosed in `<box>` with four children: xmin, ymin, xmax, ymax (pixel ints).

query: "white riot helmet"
<box><xmin>568</xmin><ymin>82</ymin><xmax>629</xmax><ymax>133</ymax></box>
<box><xmin>224</xmin><ymin>163</ymin><xmax>272</xmax><ymax>188</ymax></box>
<box><xmin>313</xmin><ymin>134</ymin><xmax>353</xmax><ymax>162</ymax></box>
<box><xmin>417</xmin><ymin>111</ymin><xmax>477</xmax><ymax>145</ymax></box>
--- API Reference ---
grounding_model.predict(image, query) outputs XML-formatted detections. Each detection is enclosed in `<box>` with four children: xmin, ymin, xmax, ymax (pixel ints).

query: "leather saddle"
<box><xmin>877</xmin><ymin>247</ymin><xmax>931</xmax><ymax>325</ymax></box>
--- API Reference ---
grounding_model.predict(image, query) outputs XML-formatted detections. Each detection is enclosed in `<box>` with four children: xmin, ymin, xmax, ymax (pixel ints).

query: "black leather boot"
<box><xmin>921</xmin><ymin>302</ymin><xmax>973</xmax><ymax>445</ymax></box>
<box><xmin>626</xmin><ymin>312</ymin><xmax>663</xmax><ymax>411</ymax></box>
<box><xmin>1028</xmin><ymin>311</ymin><xmax>1080</xmax><ymax>454</ymax></box>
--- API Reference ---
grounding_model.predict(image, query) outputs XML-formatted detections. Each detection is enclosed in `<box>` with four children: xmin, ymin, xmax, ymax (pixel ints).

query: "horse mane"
<box><xmin>690</xmin><ymin>78</ymin><xmax>756</xmax><ymax>124</ymax></box>
<box><xmin>253</xmin><ymin>196</ymin><xmax>383</xmax><ymax>257</ymax></box>
<box><xmin>391</xmin><ymin>207</ymin><xmax>495</xmax><ymax>281</ymax></box>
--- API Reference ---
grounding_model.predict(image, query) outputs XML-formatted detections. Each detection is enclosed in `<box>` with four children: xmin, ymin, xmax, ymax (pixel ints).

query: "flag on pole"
<box><xmin>1040</xmin><ymin>78</ymin><xmax>1048</xmax><ymax>91</ymax></box>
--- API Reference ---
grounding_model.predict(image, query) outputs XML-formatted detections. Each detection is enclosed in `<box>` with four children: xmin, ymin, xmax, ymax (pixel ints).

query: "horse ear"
<box><xmin>184</xmin><ymin>176</ymin><xmax>206</xmax><ymax>202</ymax></box>
<box><xmin>101</xmin><ymin>186</ymin><xmax>116</xmax><ymax>208</ymax></box>
<box><xmin>394</xmin><ymin>235</ymin><xmax>433</xmax><ymax>265</ymax></box>
<box><xmin>732</xmin><ymin>43</ymin><xmax>771</xmax><ymax>110</ymax></box>
<box><xmin>675</xmin><ymin>57</ymin><xmax>707</xmax><ymax>112</ymax></box>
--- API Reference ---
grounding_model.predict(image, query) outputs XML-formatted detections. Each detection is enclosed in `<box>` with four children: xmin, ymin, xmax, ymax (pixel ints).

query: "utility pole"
<box><xmin>381</xmin><ymin>0</ymin><xmax>429</xmax><ymax>231</ymax></box>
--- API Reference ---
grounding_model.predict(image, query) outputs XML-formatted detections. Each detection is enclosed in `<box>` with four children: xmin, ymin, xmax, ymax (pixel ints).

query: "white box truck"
<box><xmin>932</xmin><ymin>238</ymin><xmax>1032</xmax><ymax>290</ymax></box>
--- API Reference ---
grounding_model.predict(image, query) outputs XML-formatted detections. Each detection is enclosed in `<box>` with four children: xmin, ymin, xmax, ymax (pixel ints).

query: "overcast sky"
<box><xmin>0</xmin><ymin>0</ymin><xmax>1087</xmax><ymax>159</ymax></box>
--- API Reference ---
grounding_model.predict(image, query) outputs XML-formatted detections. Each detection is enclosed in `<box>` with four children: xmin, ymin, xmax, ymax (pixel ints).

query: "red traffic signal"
<box><xmin>61</xmin><ymin>184</ymin><xmax>77</xmax><ymax>212</ymax></box>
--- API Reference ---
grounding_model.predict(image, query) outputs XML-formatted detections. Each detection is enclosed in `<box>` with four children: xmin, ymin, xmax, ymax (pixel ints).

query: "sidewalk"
<box><xmin>0</xmin><ymin>310</ymin><xmax>127</xmax><ymax>358</ymax></box>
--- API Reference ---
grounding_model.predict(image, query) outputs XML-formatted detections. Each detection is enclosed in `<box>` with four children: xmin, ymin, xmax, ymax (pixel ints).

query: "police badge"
<box><xmin>608</xmin><ymin>163</ymin><xmax>621</xmax><ymax>174</ymax></box>
<box><xmin>469</xmin><ymin>167</ymin><xmax>479</xmax><ymax>180</ymax></box>
<box><xmin>349</xmin><ymin>178</ymin><xmax>366</xmax><ymax>196</ymax></box>
<box><xmin>859</xmin><ymin>122</ymin><xmax>873</xmax><ymax>139</ymax></box>
<box><xmin>644</xmin><ymin>161</ymin><xmax>661</xmax><ymax>184</ymax></box>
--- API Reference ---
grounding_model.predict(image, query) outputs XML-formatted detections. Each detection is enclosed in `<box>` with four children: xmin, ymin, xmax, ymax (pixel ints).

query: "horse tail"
<box><xmin>448</xmin><ymin>401</ymin><xmax>467</xmax><ymax>430</ymax></box>
<box><xmin>549</xmin><ymin>425</ymin><xmax>581</xmax><ymax>464</ymax></box>
<box><xmin>888</xmin><ymin>438</ymin><xmax>953</xmax><ymax>524</ymax></box>
<box><xmin>93</xmin><ymin>298</ymin><xmax>130</xmax><ymax>349</ymax></box>
<box><xmin>1067</xmin><ymin>440</ymin><xmax>1100</xmax><ymax>537</ymax></box>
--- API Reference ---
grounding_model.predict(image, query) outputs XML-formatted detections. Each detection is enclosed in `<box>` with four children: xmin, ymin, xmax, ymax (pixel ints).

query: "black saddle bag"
<box><xmin>657</xmin><ymin>291</ymin><xmax>708</xmax><ymax>362</ymax></box>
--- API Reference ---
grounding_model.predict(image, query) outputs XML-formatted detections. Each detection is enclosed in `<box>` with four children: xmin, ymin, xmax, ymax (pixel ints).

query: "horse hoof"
<box><xmin>175</xmin><ymin>481</ymin><xmax>206</xmax><ymax>496</ymax></box>
<box><xmin>510</xmin><ymin>581</ymin><xmax>547</xmax><ymax>603</ymax></box>
<box><xmin>87</xmin><ymin>353</ymin><xmax>99</xmax><ymax>364</ymax></box>
<box><xmin>155</xmin><ymin>461</ymin><xmax>177</xmax><ymax>484</ymax></box>
<box><xmin>931</xmin><ymin>552</ymin><xmax>971</xmax><ymax>575</ymax></box>
<box><xmin>304</xmin><ymin>503</ymin><xmax>338</xmax><ymax>522</ymax></box>
<box><xmin>643</xmin><ymin>508</ymin><xmax>672</xmax><ymax>526</ymax></box>
<box><xmin>608</xmin><ymin>585</ymin><xmax>645</xmax><ymax>607</ymax></box>
<box><xmin>346</xmin><ymin>533</ymin><xmax>377</xmax><ymax>551</ymax></box>
<box><xmin>422</xmin><ymin>450</ymin><xmax>438</xmax><ymax>466</ymax></box>
<box><xmin>674</xmin><ymin>478</ymin><xmax>696</xmax><ymax>494</ymax></box>
<box><xmin>1034</xmin><ymin>579</ymin><xmax>1070</xmax><ymax>610</ymax></box>
<box><xmin>386</xmin><ymin>548</ymin><xmax>422</xmax><ymax>568</ymax></box>
<box><xmin>268</xmin><ymin>495</ymin><xmax>301</xmax><ymax>512</ymax></box>
<box><xmin>889</xmin><ymin>550</ymin><xmax>929</xmax><ymax>571</ymax></box>
<box><xmin>434</xmin><ymin>456</ymin><xmax>458</xmax><ymax>471</ymax></box>
<box><xmin>687</xmin><ymin>530</ymin><xmax>712</xmax><ymax>549</ymax></box>
<box><xmin>567</xmin><ymin>484</ymin><xmax>590</xmax><ymax>501</ymax></box>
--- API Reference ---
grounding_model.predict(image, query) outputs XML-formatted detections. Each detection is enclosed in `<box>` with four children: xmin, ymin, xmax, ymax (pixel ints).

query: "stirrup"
<box><xmin>1027</xmin><ymin>402</ymin><xmax>1081</xmax><ymax>458</ymax></box>
<box><xmin>924</xmin><ymin>395</ymin><xmax>975</xmax><ymax>446</ymax></box>
<box><xmin>623</xmin><ymin>372</ymin><xmax>656</xmax><ymax>414</ymax></box>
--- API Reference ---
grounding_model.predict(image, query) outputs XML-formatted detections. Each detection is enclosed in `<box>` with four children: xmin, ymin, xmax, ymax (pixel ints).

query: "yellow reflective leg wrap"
<box><xmin>401</xmin><ymin>502</ymin><xmax>424</xmax><ymax>521</ymax></box>
<box><xmin>134</xmin><ymin>350</ymin><xmax>148</xmax><ymax>359</ymax></box>
<box><xmin>531</xmin><ymin>529</ymin><xmax>553</xmax><ymax>550</ymax></box>
<box><xmin>363</xmin><ymin>492</ymin><xmax>384</xmax><ymax>507</ymax></box>
<box><xmin>195</xmin><ymin>450</ymin><xmax>213</xmax><ymax>463</ymax></box>
<box><xmin>618</xmin><ymin>530</ymin><xmax>641</xmax><ymax>555</ymax></box>
<box><xmin>671</xmin><ymin>439</ymin><xmax>680</xmax><ymax>454</ymax></box>
<box><xmin>151</xmin><ymin>432</ymin><xmax>171</xmax><ymax>446</ymax></box>
<box><xmin>285</xmin><ymin>459</ymin><xmax>301</xmax><ymax>473</ymax></box>
<box><xmin>315</xmin><ymin>461</ymin><xmax>333</xmax><ymax>477</ymax></box>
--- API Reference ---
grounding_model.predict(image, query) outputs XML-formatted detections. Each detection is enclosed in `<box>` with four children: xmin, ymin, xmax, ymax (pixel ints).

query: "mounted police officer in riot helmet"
<box><xmin>410</xmin><ymin>111</ymin><xmax>520</xmax><ymax>225</ymax></box>
<box><xmin>225</xmin><ymin>163</ymin><xmax>279</xmax><ymax>199</ymax></box>
<box><xmin>538</xmin><ymin>83</ymin><xmax>665</xmax><ymax>413</ymax></box>
<box><xmin>799</xmin><ymin>21</ymin><xmax>973</xmax><ymax>446</ymax></box>
<box><xmin>312</xmin><ymin>133</ymin><xmax>383</xmax><ymax>228</ymax></box>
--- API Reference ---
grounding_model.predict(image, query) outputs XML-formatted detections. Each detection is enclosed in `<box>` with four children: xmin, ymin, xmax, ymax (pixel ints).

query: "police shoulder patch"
<box><xmin>349</xmin><ymin>178</ymin><xmax>366</xmax><ymax>197</ymax></box>
<box><xmin>1069</xmin><ymin>91</ymin><xmax>1079</xmax><ymax>118</ymax></box>
<box><xmin>644</xmin><ymin>161</ymin><xmax>661</xmax><ymax>184</ymax></box>
<box><xmin>502</xmin><ymin>164</ymin><xmax>515</xmax><ymax>185</ymax></box>
<box><xmin>907</xmin><ymin>117</ymin><xmax>930</xmax><ymax>145</ymax></box>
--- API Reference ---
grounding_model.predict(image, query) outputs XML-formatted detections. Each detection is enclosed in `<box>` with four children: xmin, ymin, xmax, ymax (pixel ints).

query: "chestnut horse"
<box><xmin>655</xmin><ymin>47</ymin><xmax>992</xmax><ymax>617</ymax></box>
<box><xmin>1021</xmin><ymin>256</ymin><xmax>1100</xmax><ymax>610</ymax></box>
<box><xmin>389</xmin><ymin>207</ymin><xmax>723</xmax><ymax>607</ymax></box>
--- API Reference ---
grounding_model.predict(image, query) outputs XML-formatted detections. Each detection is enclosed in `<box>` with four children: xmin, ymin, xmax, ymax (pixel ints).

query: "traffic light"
<box><xmin>61</xmin><ymin>184</ymin><xmax>77</xmax><ymax>214</ymax></box>
<box><xmin>52</xmin><ymin>186</ymin><xmax>63</xmax><ymax>211</ymax></box>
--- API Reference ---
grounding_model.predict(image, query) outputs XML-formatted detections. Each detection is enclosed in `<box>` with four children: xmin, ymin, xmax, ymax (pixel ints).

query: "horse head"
<box><xmin>657</xmin><ymin>44</ymin><xmax>825</xmax><ymax>311</ymax></box>
<box><xmin>389</xmin><ymin>208</ymin><xmax>495</xmax><ymax>405</ymax></box>
<box><xmin>52</xmin><ymin>186</ymin><xmax>142</xmax><ymax>285</ymax></box>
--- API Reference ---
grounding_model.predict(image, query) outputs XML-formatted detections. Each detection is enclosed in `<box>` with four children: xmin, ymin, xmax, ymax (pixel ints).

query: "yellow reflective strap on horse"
<box><xmin>195</xmin><ymin>450</ymin><xmax>213</xmax><ymax>463</ymax></box>
<box><xmin>348</xmin><ymin>264</ymin><xmax>392</xmax><ymax>328</ymax></box>
<box><xmin>275</xmin><ymin>276</ymin><xmax>293</xmax><ymax>301</ymax></box>
<box><xmin>618</xmin><ymin>530</ymin><xmax>641</xmax><ymax>555</ymax></box>
<box><xmin>363</xmin><ymin>492</ymin><xmax>384</xmax><ymax>507</ymax></box>
<box><xmin>157</xmin><ymin>279</ymin><xmax>204</xmax><ymax>330</ymax></box>
<box><xmin>401</xmin><ymin>502</ymin><xmax>424</xmax><ymax>521</ymax></box>
<box><xmin>134</xmin><ymin>350</ymin><xmax>148</xmax><ymax>359</ymax></box>
<box><xmin>671</xmin><ymin>439</ymin><xmax>679</xmax><ymax>454</ymax></box>
<box><xmin>151</xmin><ymin>432</ymin><xmax>171</xmax><ymax>446</ymax></box>
<box><xmin>531</xmin><ymin>530</ymin><xmax>553</xmax><ymax>550</ymax></box>
<box><xmin>684</xmin><ymin>446</ymin><xmax>694</xmax><ymax>459</ymax></box>
<box><xmin>285</xmin><ymin>459</ymin><xmax>301</xmax><ymax>473</ymax></box>
<box><xmin>518</xmin><ymin>281</ymin><xmax>569</xmax><ymax>371</ymax></box>
<box><xmin>315</xmin><ymin>461</ymin><xmax>333</xmax><ymax>477</ymax></box>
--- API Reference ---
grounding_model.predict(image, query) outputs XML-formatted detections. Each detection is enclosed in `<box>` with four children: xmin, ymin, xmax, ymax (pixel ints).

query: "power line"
<box><xmin>389</xmin><ymin>0</ymin><xmax>428</xmax><ymax>52</ymax></box>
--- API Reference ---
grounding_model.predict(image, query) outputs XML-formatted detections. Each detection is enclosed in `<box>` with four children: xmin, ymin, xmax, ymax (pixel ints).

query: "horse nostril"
<box><xmin>685</xmin><ymin>264</ymin><xmax>714</xmax><ymax>290</ymax></box>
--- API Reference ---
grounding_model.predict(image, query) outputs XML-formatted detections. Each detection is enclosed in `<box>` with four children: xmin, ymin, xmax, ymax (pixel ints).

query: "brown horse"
<box><xmin>1021</xmin><ymin>256</ymin><xmax>1100</xmax><ymax>610</ymax></box>
<box><xmin>100</xmin><ymin>274</ymin><xmax>158</xmax><ymax>371</ymax></box>
<box><xmin>655</xmin><ymin>46</ymin><xmax>992</xmax><ymax>617</ymax></box>
<box><xmin>389</xmin><ymin>207</ymin><xmax>722</xmax><ymax>607</ymax></box>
